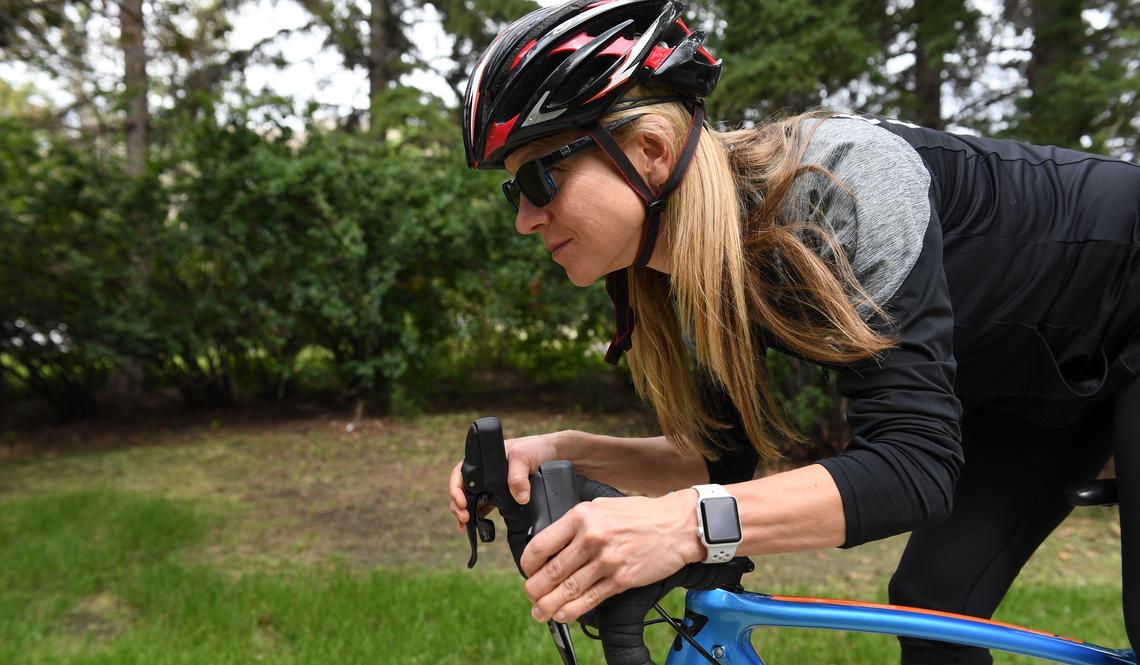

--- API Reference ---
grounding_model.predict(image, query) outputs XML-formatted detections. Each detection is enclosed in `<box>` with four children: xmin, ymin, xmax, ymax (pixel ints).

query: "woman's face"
<box><xmin>503</xmin><ymin>128</ymin><xmax>670</xmax><ymax>286</ymax></box>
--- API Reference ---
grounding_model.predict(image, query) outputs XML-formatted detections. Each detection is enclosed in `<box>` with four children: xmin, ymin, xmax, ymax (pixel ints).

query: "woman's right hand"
<box><xmin>449</xmin><ymin>430</ymin><xmax>568</xmax><ymax>532</ymax></box>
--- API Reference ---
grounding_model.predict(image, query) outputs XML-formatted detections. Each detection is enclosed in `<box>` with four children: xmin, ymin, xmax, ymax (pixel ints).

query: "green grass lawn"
<box><xmin>0</xmin><ymin>409</ymin><xmax>1130</xmax><ymax>664</ymax></box>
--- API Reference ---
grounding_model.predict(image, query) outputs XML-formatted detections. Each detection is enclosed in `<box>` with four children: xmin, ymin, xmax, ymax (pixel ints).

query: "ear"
<box><xmin>625</xmin><ymin>115</ymin><xmax>676</xmax><ymax>192</ymax></box>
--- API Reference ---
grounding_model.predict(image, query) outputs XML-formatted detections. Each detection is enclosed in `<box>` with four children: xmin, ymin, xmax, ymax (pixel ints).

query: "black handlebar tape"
<box><xmin>574</xmin><ymin>476</ymin><xmax>752</xmax><ymax>665</ymax></box>
<box><xmin>575</xmin><ymin>474</ymin><xmax>627</xmax><ymax>501</ymax></box>
<box><xmin>579</xmin><ymin>559</ymin><xmax>752</xmax><ymax>665</ymax></box>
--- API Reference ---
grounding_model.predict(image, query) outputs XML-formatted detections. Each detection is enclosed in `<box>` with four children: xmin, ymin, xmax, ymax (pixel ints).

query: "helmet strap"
<box><xmin>588</xmin><ymin>102</ymin><xmax>706</xmax><ymax>364</ymax></box>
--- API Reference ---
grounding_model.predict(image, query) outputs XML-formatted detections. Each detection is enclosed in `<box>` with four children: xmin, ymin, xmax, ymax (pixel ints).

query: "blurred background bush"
<box><xmin>1</xmin><ymin>0</ymin><xmax>1136</xmax><ymax>459</ymax></box>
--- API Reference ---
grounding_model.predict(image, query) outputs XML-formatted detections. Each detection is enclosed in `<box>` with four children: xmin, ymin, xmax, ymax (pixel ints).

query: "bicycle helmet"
<box><xmin>463</xmin><ymin>0</ymin><xmax>722</xmax><ymax>364</ymax></box>
<box><xmin>463</xmin><ymin>0</ymin><xmax>721</xmax><ymax>169</ymax></box>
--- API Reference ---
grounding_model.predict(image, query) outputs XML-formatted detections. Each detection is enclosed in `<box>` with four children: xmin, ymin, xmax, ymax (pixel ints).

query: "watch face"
<box><xmin>700</xmin><ymin>496</ymin><xmax>741</xmax><ymax>545</ymax></box>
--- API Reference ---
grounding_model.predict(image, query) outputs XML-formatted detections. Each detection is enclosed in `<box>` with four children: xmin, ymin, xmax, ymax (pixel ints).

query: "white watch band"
<box><xmin>692</xmin><ymin>483</ymin><xmax>741</xmax><ymax>564</ymax></box>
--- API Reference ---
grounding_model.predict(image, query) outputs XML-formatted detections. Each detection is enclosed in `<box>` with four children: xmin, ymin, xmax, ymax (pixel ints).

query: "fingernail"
<box><xmin>531</xmin><ymin>606</ymin><xmax>542</xmax><ymax>620</ymax></box>
<box><xmin>519</xmin><ymin>491</ymin><xmax>530</xmax><ymax>503</ymax></box>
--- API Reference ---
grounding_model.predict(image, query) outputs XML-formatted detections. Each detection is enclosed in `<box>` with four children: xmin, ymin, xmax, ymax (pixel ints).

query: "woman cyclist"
<box><xmin>446</xmin><ymin>1</ymin><xmax>1140</xmax><ymax>661</ymax></box>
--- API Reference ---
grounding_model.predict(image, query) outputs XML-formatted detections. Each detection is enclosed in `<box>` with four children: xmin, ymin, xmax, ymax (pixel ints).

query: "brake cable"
<box><xmin>651</xmin><ymin>602</ymin><xmax>721</xmax><ymax>665</ymax></box>
<box><xmin>577</xmin><ymin>603</ymin><xmax>721</xmax><ymax>665</ymax></box>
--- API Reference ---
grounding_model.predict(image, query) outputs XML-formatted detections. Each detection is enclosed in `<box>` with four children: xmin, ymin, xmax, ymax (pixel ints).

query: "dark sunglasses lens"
<box><xmin>515</xmin><ymin>162</ymin><xmax>554</xmax><ymax>207</ymax></box>
<box><xmin>502</xmin><ymin>180</ymin><xmax>521</xmax><ymax>210</ymax></box>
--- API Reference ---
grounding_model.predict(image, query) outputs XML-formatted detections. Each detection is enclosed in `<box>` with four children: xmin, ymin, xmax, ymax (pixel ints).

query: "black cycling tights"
<box><xmin>888</xmin><ymin>379</ymin><xmax>1139</xmax><ymax>664</ymax></box>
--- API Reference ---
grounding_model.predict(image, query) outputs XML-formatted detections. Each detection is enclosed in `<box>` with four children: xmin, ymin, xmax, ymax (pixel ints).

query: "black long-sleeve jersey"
<box><xmin>705</xmin><ymin>115</ymin><xmax>1140</xmax><ymax>547</ymax></box>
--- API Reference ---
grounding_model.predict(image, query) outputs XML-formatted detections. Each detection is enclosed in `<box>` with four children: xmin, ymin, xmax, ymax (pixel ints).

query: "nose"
<box><xmin>514</xmin><ymin>196</ymin><xmax>550</xmax><ymax>236</ymax></box>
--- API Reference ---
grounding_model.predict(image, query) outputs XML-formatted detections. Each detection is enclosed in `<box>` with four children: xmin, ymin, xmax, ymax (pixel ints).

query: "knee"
<box><xmin>888</xmin><ymin>564</ymin><xmax>925</xmax><ymax>607</ymax></box>
<box><xmin>888</xmin><ymin>551</ymin><xmax>967</xmax><ymax>610</ymax></box>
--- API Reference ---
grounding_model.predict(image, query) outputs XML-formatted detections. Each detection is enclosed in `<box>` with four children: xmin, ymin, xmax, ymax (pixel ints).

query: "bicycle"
<box><xmin>461</xmin><ymin>416</ymin><xmax>1136</xmax><ymax>665</ymax></box>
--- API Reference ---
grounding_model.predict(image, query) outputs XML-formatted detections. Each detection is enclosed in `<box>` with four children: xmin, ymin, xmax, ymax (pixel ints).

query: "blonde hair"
<box><xmin>597</xmin><ymin>91</ymin><xmax>896</xmax><ymax>463</ymax></box>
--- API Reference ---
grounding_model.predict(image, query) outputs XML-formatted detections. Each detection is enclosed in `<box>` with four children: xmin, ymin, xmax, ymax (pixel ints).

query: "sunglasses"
<box><xmin>502</xmin><ymin>114</ymin><xmax>645</xmax><ymax>211</ymax></box>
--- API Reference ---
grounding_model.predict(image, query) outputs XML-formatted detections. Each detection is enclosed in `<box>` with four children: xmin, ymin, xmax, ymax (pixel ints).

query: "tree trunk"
<box><xmin>368</xmin><ymin>0</ymin><xmax>391</xmax><ymax>135</ymax></box>
<box><xmin>120</xmin><ymin>0</ymin><xmax>148</xmax><ymax>176</ymax></box>
<box><xmin>1024</xmin><ymin>0</ymin><xmax>1085</xmax><ymax>144</ymax></box>
<box><xmin>63</xmin><ymin>7</ymin><xmax>98</xmax><ymax>138</ymax></box>
<box><xmin>912</xmin><ymin>38</ymin><xmax>943</xmax><ymax>130</ymax></box>
<box><xmin>107</xmin><ymin>0</ymin><xmax>150</xmax><ymax>411</ymax></box>
<box><xmin>910</xmin><ymin>0</ymin><xmax>945</xmax><ymax>130</ymax></box>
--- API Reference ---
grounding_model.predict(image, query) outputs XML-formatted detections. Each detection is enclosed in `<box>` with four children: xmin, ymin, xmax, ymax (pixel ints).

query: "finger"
<box><xmin>453</xmin><ymin>495</ymin><xmax>496</xmax><ymax>522</ymax></box>
<box><xmin>519</xmin><ymin>508</ymin><xmax>579</xmax><ymax>577</ymax></box>
<box><xmin>541</xmin><ymin>577</ymin><xmax>620</xmax><ymax>624</ymax></box>
<box><xmin>449</xmin><ymin>463</ymin><xmax>467</xmax><ymax>510</ymax></box>
<box><xmin>506</xmin><ymin>454</ymin><xmax>532</xmax><ymax>505</ymax></box>
<box><xmin>451</xmin><ymin>498</ymin><xmax>466</xmax><ymax>532</ymax></box>
<box><xmin>523</xmin><ymin>535</ymin><xmax>593</xmax><ymax>603</ymax></box>
<box><xmin>451</xmin><ymin>498</ymin><xmax>462</xmax><ymax>522</ymax></box>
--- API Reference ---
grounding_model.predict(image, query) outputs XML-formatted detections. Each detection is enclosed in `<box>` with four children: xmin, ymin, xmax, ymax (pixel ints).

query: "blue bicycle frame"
<box><xmin>665</xmin><ymin>588</ymin><xmax>1136</xmax><ymax>665</ymax></box>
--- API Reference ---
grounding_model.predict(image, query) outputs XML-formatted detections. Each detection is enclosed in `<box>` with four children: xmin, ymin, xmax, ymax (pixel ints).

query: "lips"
<box><xmin>546</xmin><ymin>239</ymin><xmax>572</xmax><ymax>254</ymax></box>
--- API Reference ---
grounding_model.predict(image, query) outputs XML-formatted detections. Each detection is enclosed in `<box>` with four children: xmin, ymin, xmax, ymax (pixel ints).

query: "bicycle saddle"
<box><xmin>1065</xmin><ymin>478</ymin><xmax>1118</xmax><ymax>506</ymax></box>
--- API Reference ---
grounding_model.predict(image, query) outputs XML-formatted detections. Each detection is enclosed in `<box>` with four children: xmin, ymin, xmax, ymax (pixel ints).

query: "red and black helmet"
<box><xmin>463</xmin><ymin>0</ymin><xmax>721</xmax><ymax>170</ymax></box>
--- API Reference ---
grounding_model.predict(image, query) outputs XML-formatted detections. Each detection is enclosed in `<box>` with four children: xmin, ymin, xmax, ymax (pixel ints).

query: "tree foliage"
<box><xmin>0</xmin><ymin>117</ymin><xmax>160</xmax><ymax>416</ymax></box>
<box><xmin>1</xmin><ymin>0</ymin><xmax>1136</xmax><ymax>439</ymax></box>
<box><xmin>701</xmin><ymin>0</ymin><xmax>1137</xmax><ymax>156</ymax></box>
<box><xmin>999</xmin><ymin>0</ymin><xmax>1139</xmax><ymax>153</ymax></box>
<box><xmin>703</xmin><ymin>0</ymin><xmax>889</xmax><ymax>121</ymax></box>
<box><xmin>0</xmin><ymin>89</ymin><xmax>613</xmax><ymax>415</ymax></box>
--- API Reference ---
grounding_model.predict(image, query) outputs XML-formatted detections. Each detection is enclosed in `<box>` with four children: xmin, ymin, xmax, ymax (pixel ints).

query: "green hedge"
<box><xmin>0</xmin><ymin>94</ymin><xmax>614</xmax><ymax>415</ymax></box>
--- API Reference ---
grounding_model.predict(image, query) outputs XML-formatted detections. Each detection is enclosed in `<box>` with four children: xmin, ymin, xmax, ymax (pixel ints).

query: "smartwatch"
<box><xmin>692</xmin><ymin>484</ymin><xmax>742</xmax><ymax>564</ymax></box>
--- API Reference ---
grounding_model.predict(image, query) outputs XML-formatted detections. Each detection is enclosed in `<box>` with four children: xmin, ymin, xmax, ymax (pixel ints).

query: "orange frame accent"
<box><xmin>767</xmin><ymin>595</ymin><xmax>1085</xmax><ymax>645</ymax></box>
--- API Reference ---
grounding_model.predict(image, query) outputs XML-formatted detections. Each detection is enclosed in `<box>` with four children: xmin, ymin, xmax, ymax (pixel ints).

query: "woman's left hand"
<box><xmin>519</xmin><ymin>489</ymin><xmax>704</xmax><ymax>623</ymax></box>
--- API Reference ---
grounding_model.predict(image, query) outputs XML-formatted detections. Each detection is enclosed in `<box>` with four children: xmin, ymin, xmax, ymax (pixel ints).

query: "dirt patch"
<box><xmin>60</xmin><ymin>592</ymin><xmax>134</xmax><ymax>642</ymax></box>
<box><xmin>216</xmin><ymin>409</ymin><xmax>662</xmax><ymax>571</ymax></box>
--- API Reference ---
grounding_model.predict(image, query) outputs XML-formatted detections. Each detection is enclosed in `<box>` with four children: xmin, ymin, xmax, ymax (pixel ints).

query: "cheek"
<box><xmin>563</xmin><ymin>170</ymin><xmax>643</xmax><ymax>226</ymax></box>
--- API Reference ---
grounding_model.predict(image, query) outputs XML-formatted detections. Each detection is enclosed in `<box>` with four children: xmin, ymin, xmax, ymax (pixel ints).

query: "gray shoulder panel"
<box><xmin>785</xmin><ymin>117</ymin><xmax>932</xmax><ymax>311</ymax></box>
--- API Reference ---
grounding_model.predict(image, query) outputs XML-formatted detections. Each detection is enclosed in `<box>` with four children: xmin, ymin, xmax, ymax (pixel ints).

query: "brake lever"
<box><xmin>462</xmin><ymin>417</ymin><xmax>507</xmax><ymax>568</ymax></box>
<box><xmin>461</xmin><ymin>416</ymin><xmax>534</xmax><ymax>570</ymax></box>
<box><xmin>460</xmin><ymin>416</ymin><xmax>580</xmax><ymax>665</ymax></box>
<box><xmin>465</xmin><ymin>495</ymin><xmax>495</xmax><ymax>566</ymax></box>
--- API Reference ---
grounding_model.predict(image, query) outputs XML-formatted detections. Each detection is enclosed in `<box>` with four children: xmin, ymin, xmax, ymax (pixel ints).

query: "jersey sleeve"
<box><xmin>700</xmin><ymin>210</ymin><xmax>964</xmax><ymax>530</ymax></box>
<box><xmin>817</xmin><ymin>214</ymin><xmax>964</xmax><ymax>546</ymax></box>
<box><xmin>800</xmin><ymin>117</ymin><xmax>964</xmax><ymax>547</ymax></box>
